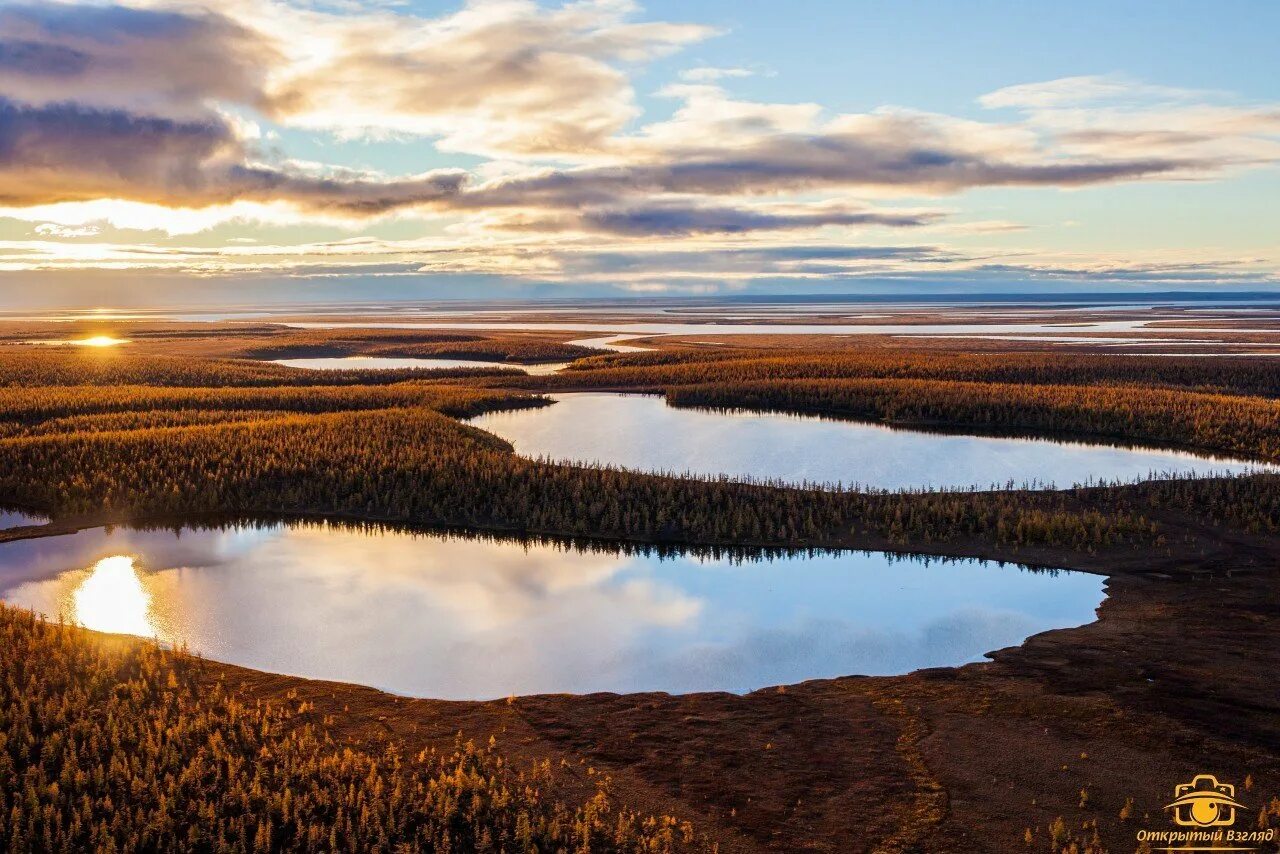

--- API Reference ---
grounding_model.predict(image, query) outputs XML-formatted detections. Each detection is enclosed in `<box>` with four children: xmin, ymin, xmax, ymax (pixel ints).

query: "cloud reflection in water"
<box><xmin>0</xmin><ymin>523</ymin><xmax>1103</xmax><ymax>699</ymax></box>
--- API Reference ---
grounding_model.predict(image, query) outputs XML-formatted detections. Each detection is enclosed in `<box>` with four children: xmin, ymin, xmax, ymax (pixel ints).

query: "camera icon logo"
<box><xmin>1165</xmin><ymin>775</ymin><xmax>1247</xmax><ymax>828</ymax></box>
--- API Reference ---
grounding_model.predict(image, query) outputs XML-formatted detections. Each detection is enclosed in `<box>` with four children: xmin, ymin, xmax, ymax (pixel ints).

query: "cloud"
<box><xmin>0</xmin><ymin>3</ymin><xmax>479</xmax><ymax>214</ymax></box>
<box><xmin>679</xmin><ymin>66</ymin><xmax>754</xmax><ymax>82</ymax></box>
<box><xmin>978</xmin><ymin>75</ymin><xmax>1208</xmax><ymax>109</ymax></box>
<box><xmin>977</xmin><ymin>75</ymin><xmax>1280</xmax><ymax>167</ymax></box>
<box><xmin>450</xmin><ymin>84</ymin><xmax>1234</xmax><ymax>213</ymax></box>
<box><xmin>33</xmin><ymin>223</ymin><xmax>100</xmax><ymax>239</ymax></box>
<box><xmin>0</xmin><ymin>0</ymin><xmax>711</xmax><ymax>155</ymax></box>
<box><xmin>546</xmin><ymin>243</ymin><xmax>962</xmax><ymax>281</ymax></box>
<box><xmin>6</xmin><ymin>225</ymin><xmax>1273</xmax><ymax>293</ymax></box>
<box><xmin>0</xmin><ymin>98</ymin><xmax>465</xmax><ymax>212</ymax></box>
<box><xmin>581</xmin><ymin>202</ymin><xmax>941</xmax><ymax>235</ymax></box>
<box><xmin>0</xmin><ymin>0</ymin><xmax>1277</xmax><ymax>288</ymax></box>
<box><xmin>1</xmin><ymin>1</ymin><xmax>1273</xmax><ymax>216</ymax></box>
<box><xmin>0</xmin><ymin>3</ymin><xmax>275</xmax><ymax>117</ymax></box>
<box><xmin>479</xmin><ymin>200</ymin><xmax>944</xmax><ymax>236</ymax></box>
<box><xmin>0</xmin><ymin>98</ymin><xmax>240</xmax><ymax>207</ymax></box>
<box><xmin>972</xmin><ymin>257</ymin><xmax>1277</xmax><ymax>284</ymax></box>
<box><xmin>3</xmin><ymin>70</ymin><xmax>1206</xmax><ymax>226</ymax></box>
<box><xmin>475</xmin><ymin>130</ymin><xmax>1195</xmax><ymax>202</ymax></box>
<box><xmin>243</xmin><ymin>0</ymin><xmax>714</xmax><ymax>155</ymax></box>
<box><xmin>0</xmin><ymin>0</ymin><xmax>716</xmax><ymax>215</ymax></box>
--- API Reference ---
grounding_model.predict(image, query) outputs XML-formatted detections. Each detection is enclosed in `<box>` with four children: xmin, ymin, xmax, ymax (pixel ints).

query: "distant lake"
<box><xmin>273</xmin><ymin>356</ymin><xmax>569</xmax><ymax>375</ymax></box>
<box><xmin>0</xmin><ymin>509</ymin><xmax>47</xmax><ymax>530</ymax></box>
<box><xmin>470</xmin><ymin>393</ymin><xmax>1269</xmax><ymax>490</ymax></box>
<box><xmin>0</xmin><ymin>523</ymin><xmax>1102</xmax><ymax>698</ymax></box>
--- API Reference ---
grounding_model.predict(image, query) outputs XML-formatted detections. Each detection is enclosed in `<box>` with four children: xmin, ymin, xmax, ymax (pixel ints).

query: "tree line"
<box><xmin>664</xmin><ymin>377</ymin><xmax>1280</xmax><ymax>462</ymax></box>
<box><xmin>233</xmin><ymin>328</ymin><xmax>597</xmax><ymax>364</ymax></box>
<box><xmin>0</xmin><ymin>382</ymin><xmax>546</xmax><ymax>437</ymax></box>
<box><xmin>545</xmin><ymin>348</ymin><xmax>1280</xmax><ymax>398</ymax></box>
<box><xmin>0</xmin><ymin>350</ymin><xmax>516</xmax><ymax>388</ymax></box>
<box><xmin>3</xmin><ymin>348</ymin><xmax>1280</xmax><ymax>553</ymax></box>
<box><xmin>0</xmin><ymin>406</ymin><xmax>1169</xmax><ymax>550</ymax></box>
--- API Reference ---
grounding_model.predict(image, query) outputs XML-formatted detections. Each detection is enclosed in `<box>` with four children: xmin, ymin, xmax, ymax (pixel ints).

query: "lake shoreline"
<box><xmin>468</xmin><ymin>391</ymin><xmax>1274</xmax><ymax>491</ymax></box>
<box><xmin>11</xmin><ymin>513</ymin><xmax>1275</xmax><ymax>852</ymax></box>
<box><xmin>511</xmin><ymin>382</ymin><xmax>1280</xmax><ymax>467</ymax></box>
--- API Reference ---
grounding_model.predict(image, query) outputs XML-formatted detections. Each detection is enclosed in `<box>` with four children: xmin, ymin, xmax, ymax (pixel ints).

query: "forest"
<box><xmin>3</xmin><ymin>335</ymin><xmax>1280</xmax><ymax>853</ymax></box>
<box><xmin>229</xmin><ymin>328</ymin><xmax>597</xmax><ymax>363</ymax></box>
<box><xmin>546</xmin><ymin>347</ymin><xmax>1280</xmax><ymax>397</ymax></box>
<box><xmin>0</xmin><ymin>381</ymin><xmax>545</xmax><ymax>438</ymax></box>
<box><xmin>2</xmin><ymin>347</ymin><xmax>1280</xmax><ymax>554</ymax></box>
<box><xmin>0</xmin><ymin>604</ymin><xmax>709</xmax><ymax>853</ymax></box>
<box><xmin>0</xmin><ymin>349</ymin><xmax>518</xmax><ymax>388</ymax></box>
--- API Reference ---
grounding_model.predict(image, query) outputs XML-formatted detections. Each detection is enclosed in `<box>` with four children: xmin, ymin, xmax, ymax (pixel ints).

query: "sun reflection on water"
<box><xmin>70</xmin><ymin>555</ymin><xmax>157</xmax><ymax>638</ymax></box>
<box><xmin>73</xmin><ymin>335</ymin><xmax>128</xmax><ymax>347</ymax></box>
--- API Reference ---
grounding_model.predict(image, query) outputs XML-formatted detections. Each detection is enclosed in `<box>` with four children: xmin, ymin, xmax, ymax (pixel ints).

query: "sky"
<box><xmin>0</xmin><ymin>0</ymin><xmax>1277</xmax><ymax>305</ymax></box>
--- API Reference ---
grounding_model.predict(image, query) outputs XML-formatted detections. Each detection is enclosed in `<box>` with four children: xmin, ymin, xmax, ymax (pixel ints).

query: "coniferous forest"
<box><xmin>1</xmin><ymin>346</ymin><xmax>1279</xmax><ymax>552</ymax></box>
<box><xmin>2</xmin><ymin>333</ymin><xmax>1280</xmax><ymax>852</ymax></box>
<box><xmin>0</xmin><ymin>606</ymin><xmax>708</xmax><ymax>853</ymax></box>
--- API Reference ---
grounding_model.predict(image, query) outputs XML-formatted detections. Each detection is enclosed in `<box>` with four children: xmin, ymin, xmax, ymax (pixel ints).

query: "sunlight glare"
<box><xmin>73</xmin><ymin>335</ymin><xmax>127</xmax><ymax>347</ymax></box>
<box><xmin>70</xmin><ymin>555</ymin><xmax>157</xmax><ymax>638</ymax></box>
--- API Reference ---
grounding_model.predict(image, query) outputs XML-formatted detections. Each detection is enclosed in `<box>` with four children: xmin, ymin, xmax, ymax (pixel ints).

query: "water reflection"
<box><xmin>0</xmin><ymin>508</ymin><xmax>48</xmax><ymax>530</ymax></box>
<box><xmin>20</xmin><ymin>336</ymin><xmax>130</xmax><ymax>347</ymax></box>
<box><xmin>0</xmin><ymin>522</ymin><xmax>1104</xmax><ymax>699</ymax></box>
<box><xmin>470</xmin><ymin>393</ymin><xmax>1271</xmax><ymax>491</ymax></box>
<box><xmin>74</xmin><ymin>335</ymin><xmax>129</xmax><ymax>347</ymax></box>
<box><xmin>70</xmin><ymin>556</ymin><xmax>157</xmax><ymax>637</ymax></box>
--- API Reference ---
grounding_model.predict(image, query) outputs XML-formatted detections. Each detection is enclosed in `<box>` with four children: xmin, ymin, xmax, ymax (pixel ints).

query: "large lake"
<box><xmin>0</xmin><ymin>523</ymin><xmax>1103</xmax><ymax>699</ymax></box>
<box><xmin>470</xmin><ymin>393</ymin><xmax>1268</xmax><ymax>490</ymax></box>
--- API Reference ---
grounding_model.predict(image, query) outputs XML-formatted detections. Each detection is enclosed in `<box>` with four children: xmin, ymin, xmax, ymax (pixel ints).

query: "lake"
<box><xmin>272</xmin><ymin>356</ymin><xmax>570</xmax><ymax>375</ymax></box>
<box><xmin>469</xmin><ymin>393</ymin><xmax>1269</xmax><ymax>490</ymax></box>
<box><xmin>0</xmin><ymin>522</ymin><xmax>1103</xmax><ymax>699</ymax></box>
<box><xmin>0</xmin><ymin>509</ymin><xmax>48</xmax><ymax>530</ymax></box>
